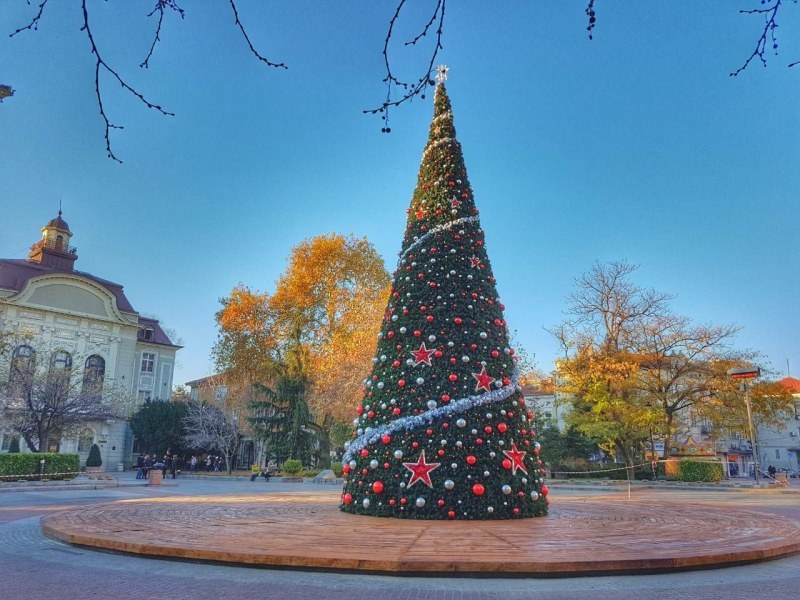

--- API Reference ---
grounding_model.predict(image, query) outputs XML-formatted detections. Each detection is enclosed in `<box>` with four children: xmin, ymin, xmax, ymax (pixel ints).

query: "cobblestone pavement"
<box><xmin>1</xmin><ymin>474</ymin><xmax>799</xmax><ymax>600</ymax></box>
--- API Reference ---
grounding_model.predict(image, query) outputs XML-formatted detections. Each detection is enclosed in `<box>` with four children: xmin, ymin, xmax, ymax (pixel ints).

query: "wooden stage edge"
<box><xmin>41</xmin><ymin>494</ymin><xmax>800</xmax><ymax>577</ymax></box>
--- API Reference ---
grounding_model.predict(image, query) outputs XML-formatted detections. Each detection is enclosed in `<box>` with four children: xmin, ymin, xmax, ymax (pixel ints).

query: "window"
<box><xmin>190</xmin><ymin>388</ymin><xmax>199</xmax><ymax>402</ymax></box>
<box><xmin>50</xmin><ymin>350</ymin><xmax>72</xmax><ymax>371</ymax></box>
<box><xmin>77</xmin><ymin>428</ymin><xmax>94</xmax><ymax>453</ymax></box>
<box><xmin>775</xmin><ymin>449</ymin><xmax>780</xmax><ymax>460</ymax></box>
<box><xmin>81</xmin><ymin>355</ymin><xmax>105</xmax><ymax>401</ymax></box>
<box><xmin>141</xmin><ymin>352</ymin><xmax>155</xmax><ymax>373</ymax></box>
<box><xmin>9</xmin><ymin>344</ymin><xmax>35</xmax><ymax>388</ymax></box>
<box><xmin>138</xmin><ymin>390</ymin><xmax>152</xmax><ymax>403</ymax></box>
<box><xmin>139</xmin><ymin>328</ymin><xmax>154</xmax><ymax>341</ymax></box>
<box><xmin>1</xmin><ymin>434</ymin><xmax>20</xmax><ymax>451</ymax></box>
<box><xmin>215</xmin><ymin>386</ymin><xmax>228</xmax><ymax>403</ymax></box>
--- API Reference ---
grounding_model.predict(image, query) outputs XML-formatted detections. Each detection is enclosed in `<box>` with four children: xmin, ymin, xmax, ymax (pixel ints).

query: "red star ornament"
<box><xmin>472</xmin><ymin>366</ymin><xmax>495</xmax><ymax>392</ymax></box>
<box><xmin>469</xmin><ymin>255</ymin><xmax>482</xmax><ymax>268</ymax></box>
<box><xmin>403</xmin><ymin>450</ymin><xmax>441</xmax><ymax>488</ymax></box>
<box><xmin>502</xmin><ymin>442</ymin><xmax>528</xmax><ymax>475</ymax></box>
<box><xmin>411</xmin><ymin>341</ymin><xmax>436</xmax><ymax>366</ymax></box>
<box><xmin>415</xmin><ymin>209</ymin><xmax>425</xmax><ymax>220</ymax></box>
<box><xmin>450</xmin><ymin>197</ymin><xmax>462</xmax><ymax>209</ymax></box>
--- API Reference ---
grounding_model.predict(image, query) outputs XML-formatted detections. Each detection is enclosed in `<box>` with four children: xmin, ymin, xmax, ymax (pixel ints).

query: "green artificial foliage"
<box><xmin>282</xmin><ymin>459</ymin><xmax>303</xmax><ymax>475</ymax></box>
<box><xmin>340</xmin><ymin>78</ymin><xmax>549</xmax><ymax>520</ymax></box>
<box><xmin>331</xmin><ymin>461</ymin><xmax>344</xmax><ymax>477</ymax></box>
<box><xmin>8</xmin><ymin>437</ymin><xmax>20</xmax><ymax>453</ymax></box>
<box><xmin>679</xmin><ymin>459</ymin><xmax>724</xmax><ymax>482</ymax></box>
<box><xmin>85</xmin><ymin>443</ymin><xmax>103</xmax><ymax>467</ymax></box>
<box><xmin>0</xmin><ymin>453</ymin><xmax>79</xmax><ymax>481</ymax></box>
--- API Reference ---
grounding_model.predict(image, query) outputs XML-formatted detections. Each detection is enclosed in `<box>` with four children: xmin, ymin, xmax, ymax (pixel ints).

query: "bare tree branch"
<box><xmin>9</xmin><ymin>0</ymin><xmax>49</xmax><ymax>37</ymax></box>
<box><xmin>585</xmin><ymin>0</ymin><xmax>597</xmax><ymax>40</ymax></box>
<box><xmin>0</xmin><ymin>84</ymin><xmax>14</xmax><ymax>102</ymax></box>
<box><xmin>140</xmin><ymin>0</ymin><xmax>185</xmax><ymax>69</ymax></box>
<box><xmin>731</xmin><ymin>0</ymin><xmax>797</xmax><ymax>76</ymax></box>
<box><xmin>229</xmin><ymin>0</ymin><xmax>287</xmax><ymax>69</ymax></box>
<box><xmin>364</xmin><ymin>0</ymin><xmax>446</xmax><ymax>133</ymax></box>
<box><xmin>80</xmin><ymin>0</ymin><xmax>175</xmax><ymax>163</ymax></box>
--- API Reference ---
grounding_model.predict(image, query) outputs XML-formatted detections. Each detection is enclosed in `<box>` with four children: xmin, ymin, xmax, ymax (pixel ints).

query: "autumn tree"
<box><xmin>552</xmin><ymin>260</ymin><xmax>757</xmax><ymax>465</ymax></box>
<box><xmin>213</xmin><ymin>233</ymin><xmax>390</xmax><ymax>460</ymax></box>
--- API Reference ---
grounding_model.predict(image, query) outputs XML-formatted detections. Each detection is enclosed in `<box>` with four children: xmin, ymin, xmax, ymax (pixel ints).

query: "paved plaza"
<box><xmin>1</xmin><ymin>473</ymin><xmax>799</xmax><ymax>599</ymax></box>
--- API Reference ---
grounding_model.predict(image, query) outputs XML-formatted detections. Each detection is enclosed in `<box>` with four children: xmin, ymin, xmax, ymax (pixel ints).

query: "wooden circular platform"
<box><xmin>41</xmin><ymin>492</ymin><xmax>800</xmax><ymax>576</ymax></box>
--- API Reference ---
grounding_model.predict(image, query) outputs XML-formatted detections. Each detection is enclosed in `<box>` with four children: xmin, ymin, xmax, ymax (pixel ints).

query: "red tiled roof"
<box><xmin>779</xmin><ymin>377</ymin><xmax>800</xmax><ymax>394</ymax></box>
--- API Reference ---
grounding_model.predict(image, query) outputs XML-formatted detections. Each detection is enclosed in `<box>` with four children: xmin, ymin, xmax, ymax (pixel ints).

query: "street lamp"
<box><xmin>727</xmin><ymin>366</ymin><xmax>761</xmax><ymax>484</ymax></box>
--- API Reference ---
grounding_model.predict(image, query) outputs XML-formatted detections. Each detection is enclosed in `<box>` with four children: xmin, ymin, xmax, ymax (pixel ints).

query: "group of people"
<box><xmin>250</xmin><ymin>462</ymin><xmax>272</xmax><ymax>481</ymax></box>
<box><xmin>188</xmin><ymin>454</ymin><xmax>224</xmax><ymax>472</ymax></box>
<box><xmin>135</xmin><ymin>453</ymin><xmax>178</xmax><ymax>480</ymax></box>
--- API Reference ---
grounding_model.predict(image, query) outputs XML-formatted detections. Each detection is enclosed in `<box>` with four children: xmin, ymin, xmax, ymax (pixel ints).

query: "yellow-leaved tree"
<box><xmin>214</xmin><ymin>234</ymin><xmax>390</xmax><ymax>465</ymax></box>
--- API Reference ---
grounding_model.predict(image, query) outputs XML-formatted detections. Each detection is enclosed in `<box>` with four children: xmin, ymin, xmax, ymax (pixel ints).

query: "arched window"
<box><xmin>82</xmin><ymin>355</ymin><xmax>105</xmax><ymax>402</ymax></box>
<box><xmin>77</xmin><ymin>428</ymin><xmax>94</xmax><ymax>453</ymax></box>
<box><xmin>55</xmin><ymin>234</ymin><xmax>64</xmax><ymax>250</ymax></box>
<box><xmin>50</xmin><ymin>350</ymin><xmax>72</xmax><ymax>371</ymax></box>
<box><xmin>47</xmin><ymin>350</ymin><xmax>73</xmax><ymax>400</ymax></box>
<box><xmin>9</xmin><ymin>345</ymin><xmax>35</xmax><ymax>390</ymax></box>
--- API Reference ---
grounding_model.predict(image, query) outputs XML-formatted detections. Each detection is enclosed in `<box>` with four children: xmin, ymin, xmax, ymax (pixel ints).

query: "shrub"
<box><xmin>679</xmin><ymin>459</ymin><xmax>724</xmax><ymax>482</ymax></box>
<box><xmin>331</xmin><ymin>461</ymin><xmax>344</xmax><ymax>477</ymax></box>
<box><xmin>85</xmin><ymin>444</ymin><xmax>103</xmax><ymax>467</ymax></box>
<box><xmin>8</xmin><ymin>437</ymin><xmax>20</xmax><ymax>453</ymax></box>
<box><xmin>301</xmin><ymin>469</ymin><xmax>322</xmax><ymax>478</ymax></box>
<box><xmin>0</xmin><ymin>453</ymin><xmax>80</xmax><ymax>481</ymax></box>
<box><xmin>282</xmin><ymin>459</ymin><xmax>302</xmax><ymax>475</ymax></box>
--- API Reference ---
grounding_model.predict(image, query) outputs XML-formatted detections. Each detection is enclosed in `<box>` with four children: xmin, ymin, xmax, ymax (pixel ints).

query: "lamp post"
<box><xmin>727</xmin><ymin>366</ymin><xmax>761</xmax><ymax>484</ymax></box>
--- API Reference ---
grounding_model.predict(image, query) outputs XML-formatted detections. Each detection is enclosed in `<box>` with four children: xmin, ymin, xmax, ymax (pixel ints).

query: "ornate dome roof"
<box><xmin>46</xmin><ymin>210</ymin><xmax>71</xmax><ymax>233</ymax></box>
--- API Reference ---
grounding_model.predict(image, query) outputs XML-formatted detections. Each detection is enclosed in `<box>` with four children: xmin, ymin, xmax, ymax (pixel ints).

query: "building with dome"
<box><xmin>0</xmin><ymin>212</ymin><xmax>180</xmax><ymax>469</ymax></box>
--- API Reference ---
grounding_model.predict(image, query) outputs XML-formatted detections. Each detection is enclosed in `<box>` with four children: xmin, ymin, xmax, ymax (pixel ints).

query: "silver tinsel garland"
<box><xmin>398</xmin><ymin>215</ymin><xmax>480</xmax><ymax>265</ymax></box>
<box><xmin>343</xmin><ymin>369</ymin><xmax>521</xmax><ymax>463</ymax></box>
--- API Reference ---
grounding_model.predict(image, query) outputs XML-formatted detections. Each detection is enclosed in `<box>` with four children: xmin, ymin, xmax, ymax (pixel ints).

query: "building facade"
<box><xmin>0</xmin><ymin>212</ymin><xmax>180</xmax><ymax>469</ymax></box>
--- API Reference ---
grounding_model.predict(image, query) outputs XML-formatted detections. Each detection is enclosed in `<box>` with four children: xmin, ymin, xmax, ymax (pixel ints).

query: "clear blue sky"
<box><xmin>2</xmin><ymin>2</ymin><xmax>799</xmax><ymax>386</ymax></box>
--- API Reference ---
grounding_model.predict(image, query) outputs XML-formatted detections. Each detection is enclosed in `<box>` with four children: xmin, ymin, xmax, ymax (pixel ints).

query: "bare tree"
<box><xmin>182</xmin><ymin>402</ymin><xmax>242</xmax><ymax>474</ymax></box>
<box><xmin>6</xmin><ymin>2</ymin><xmax>796</xmax><ymax>161</ymax></box>
<box><xmin>0</xmin><ymin>344</ymin><xmax>137</xmax><ymax>453</ymax></box>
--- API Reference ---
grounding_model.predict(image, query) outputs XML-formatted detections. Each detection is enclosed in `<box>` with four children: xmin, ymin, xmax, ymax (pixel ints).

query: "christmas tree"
<box><xmin>340</xmin><ymin>67</ymin><xmax>548</xmax><ymax>520</ymax></box>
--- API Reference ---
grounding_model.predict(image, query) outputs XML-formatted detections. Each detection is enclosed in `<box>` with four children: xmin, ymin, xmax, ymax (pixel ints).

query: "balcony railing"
<box><xmin>30</xmin><ymin>239</ymin><xmax>77</xmax><ymax>255</ymax></box>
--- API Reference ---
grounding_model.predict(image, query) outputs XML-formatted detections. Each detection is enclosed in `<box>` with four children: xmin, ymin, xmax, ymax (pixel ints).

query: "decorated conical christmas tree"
<box><xmin>340</xmin><ymin>67</ymin><xmax>548</xmax><ymax>520</ymax></box>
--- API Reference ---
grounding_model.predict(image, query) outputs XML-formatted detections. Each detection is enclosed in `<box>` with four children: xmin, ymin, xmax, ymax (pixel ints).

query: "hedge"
<box><xmin>678</xmin><ymin>459</ymin><xmax>724</xmax><ymax>482</ymax></box>
<box><xmin>0</xmin><ymin>453</ymin><xmax>80</xmax><ymax>481</ymax></box>
<box><xmin>550</xmin><ymin>462</ymin><xmax>666</xmax><ymax>480</ymax></box>
<box><xmin>282</xmin><ymin>459</ymin><xmax>303</xmax><ymax>475</ymax></box>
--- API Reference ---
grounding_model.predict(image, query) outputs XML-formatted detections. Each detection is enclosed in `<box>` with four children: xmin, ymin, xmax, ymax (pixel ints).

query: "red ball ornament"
<box><xmin>382</xmin><ymin>434</ymin><xmax>391</xmax><ymax>445</ymax></box>
<box><xmin>454</xmin><ymin>317</ymin><xmax>463</xmax><ymax>325</ymax></box>
<box><xmin>497</xmin><ymin>423</ymin><xmax>508</xmax><ymax>433</ymax></box>
<box><xmin>414</xmin><ymin>330</ymin><xmax>422</xmax><ymax>337</ymax></box>
<box><xmin>541</xmin><ymin>485</ymin><xmax>549</xmax><ymax>496</ymax></box>
<box><xmin>466</xmin><ymin>455</ymin><xmax>477</xmax><ymax>465</ymax></box>
<box><xmin>434</xmin><ymin>351</ymin><xmax>443</xmax><ymax>358</ymax></box>
<box><xmin>389</xmin><ymin>499</ymin><xmax>396</xmax><ymax>505</ymax></box>
<box><xmin>437</xmin><ymin>499</ymin><xmax>445</xmax><ymax>507</ymax></box>
<box><xmin>393</xmin><ymin>408</ymin><xmax>401</xmax><ymax>415</ymax></box>
<box><xmin>387</xmin><ymin>331</ymin><xmax>395</xmax><ymax>339</ymax></box>
<box><xmin>360</xmin><ymin>449</ymin><xmax>369</xmax><ymax>458</ymax></box>
<box><xmin>356</xmin><ymin>406</ymin><xmax>364</xmax><ymax>415</ymax></box>
<box><xmin>367</xmin><ymin>410</ymin><xmax>375</xmax><ymax>418</ymax></box>
<box><xmin>472</xmin><ymin>483</ymin><xmax>485</xmax><ymax>496</ymax></box>
<box><xmin>447</xmin><ymin>510</ymin><xmax>456</xmax><ymax>519</ymax></box>
<box><xmin>372</xmin><ymin>481</ymin><xmax>384</xmax><ymax>493</ymax></box>
<box><xmin>412</xmin><ymin>441</ymin><xmax>419</xmax><ymax>448</ymax></box>
<box><xmin>502</xmin><ymin>459</ymin><xmax>512</xmax><ymax>470</ymax></box>
<box><xmin>426</xmin><ymin>315</ymin><xmax>434</xmax><ymax>322</ymax></box>
<box><xmin>343</xmin><ymin>464</ymin><xmax>350</xmax><ymax>474</ymax></box>
<box><xmin>343</xmin><ymin>493</ymin><xmax>353</xmax><ymax>504</ymax></box>
<box><xmin>484</xmin><ymin>426</ymin><xmax>493</xmax><ymax>434</ymax></box>
<box><xmin>448</xmin><ymin>374</ymin><xmax>458</xmax><ymax>382</ymax></box>
<box><xmin>441</xmin><ymin>393</ymin><xmax>450</xmax><ymax>402</ymax></box>
<box><xmin>491</xmin><ymin>350</ymin><xmax>499</xmax><ymax>358</ymax></box>
<box><xmin>513</xmin><ymin>508</ymin><xmax>520</xmax><ymax>515</ymax></box>
<box><xmin>398</xmin><ymin>380</ymin><xmax>406</xmax><ymax>387</ymax></box>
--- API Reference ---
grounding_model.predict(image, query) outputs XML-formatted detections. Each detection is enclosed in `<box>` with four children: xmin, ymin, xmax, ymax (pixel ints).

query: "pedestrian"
<box><xmin>214</xmin><ymin>456</ymin><xmax>222</xmax><ymax>472</ymax></box>
<box><xmin>768</xmin><ymin>464</ymin><xmax>777</xmax><ymax>478</ymax></box>
<box><xmin>190</xmin><ymin>455</ymin><xmax>197</xmax><ymax>472</ymax></box>
<box><xmin>205</xmin><ymin>455</ymin><xmax>212</xmax><ymax>471</ymax></box>
<box><xmin>135</xmin><ymin>454</ymin><xmax>144</xmax><ymax>479</ymax></box>
<box><xmin>250</xmin><ymin>462</ymin><xmax>261</xmax><ymax>482</ymax></box>
<box><xmin>143</xmin><ymin>454</ymin><xmax>153</xmax><ymax>479</ymax></box>
<box><xmin>161</xmin><ymin>455</ymin><xmax>169</xmax><ymax>478</ymax></box>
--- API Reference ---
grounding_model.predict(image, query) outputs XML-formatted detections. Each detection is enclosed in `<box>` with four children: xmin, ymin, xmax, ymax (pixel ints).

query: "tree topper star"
<box><xmin>435</xmin><ymin>64</ymin><xmax>449</xmax><ymax>84</ymax></box>
<box><xmin>403</xmin><ymin>450</ymin><xmax>441</xmax><ymax>488</ymax></box>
